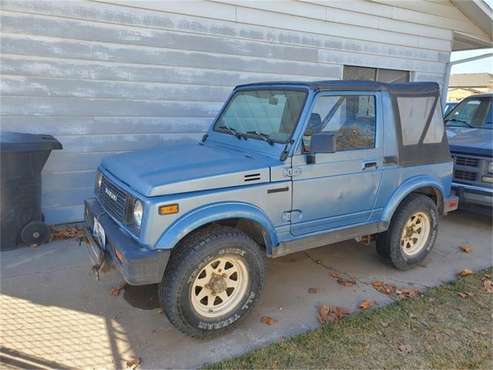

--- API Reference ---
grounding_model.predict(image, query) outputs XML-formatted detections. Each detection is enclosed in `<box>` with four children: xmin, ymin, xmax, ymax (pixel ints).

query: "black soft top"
<box><xmin>236</xmin><ymin>80</ymin><xmax>440</xmax><ymax>97</ymax></box>
<box><xmin>237</xmin><ymin>80</ymin><xmax>450</xmax><ymax>166</ymax></box>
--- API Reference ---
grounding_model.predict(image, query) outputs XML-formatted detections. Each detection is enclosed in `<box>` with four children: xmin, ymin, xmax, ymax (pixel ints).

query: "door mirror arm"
<box><xmin>306</xmin><ymin>153</ymin><xmax>316</xmax><ymax>165</ymax></box>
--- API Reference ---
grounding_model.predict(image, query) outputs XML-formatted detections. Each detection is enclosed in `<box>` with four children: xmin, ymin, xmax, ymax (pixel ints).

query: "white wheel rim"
<box><xmin>190</xmin><ymin>255</ymin><xmax>249</xmax><ymax>319</ymax></box>
<box><xmin>400</xmin><ymin>212</ymin><xmax>431</xmax><ymax>256</ymax></box>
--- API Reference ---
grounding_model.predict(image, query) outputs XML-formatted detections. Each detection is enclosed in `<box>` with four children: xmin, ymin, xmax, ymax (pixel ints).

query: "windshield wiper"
<box><xmin>217</xmin><ymin>125</ymin><xmax>247</xmax><ymax>140</ymax></box>
<box><xmin>246</xmin><ymin>131</ymin><xmax>275</xmax><ymax>145</ymax></box>
<box><xmin>446</xmin><ymin>118</ymin><xmax>473</xmax><ymax>128</ymax></box>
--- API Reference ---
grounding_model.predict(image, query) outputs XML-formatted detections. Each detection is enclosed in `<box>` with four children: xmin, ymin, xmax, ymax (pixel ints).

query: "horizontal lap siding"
<box><xmin>0</xmin><ymin>0</ymin><xmax>453</xmax><ymax>224</ymax></box>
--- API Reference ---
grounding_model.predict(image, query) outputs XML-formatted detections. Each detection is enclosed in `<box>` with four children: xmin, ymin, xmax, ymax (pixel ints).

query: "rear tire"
<box><xmin>159</xmin><ymin>225</ymin><xmax>265</xmax><ymax>338</ymax></box>
<box><xmin>376</xmin><ymin>194</ymin><xmax>439</xmax><ymax>270</ymax></box>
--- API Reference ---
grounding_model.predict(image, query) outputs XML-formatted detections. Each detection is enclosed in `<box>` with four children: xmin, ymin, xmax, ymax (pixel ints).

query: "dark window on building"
<box><xmin>343</xmin><ymin>66</ymin><xmax>410</xmax><ymax>83</ymax></box>
<box><xmin>304</xmin><ymin>95</ymin><xmax>376</xmax><ymax>151</ymax></box>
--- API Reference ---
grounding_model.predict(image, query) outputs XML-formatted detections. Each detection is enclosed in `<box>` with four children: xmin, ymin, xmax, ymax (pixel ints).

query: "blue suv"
<box><xmin>446</xmin><ymin>93</ymin><xmax>492</xmax><ymax>211</ymax></box>
<box><xmin>84</xmin><ymin>81</ymin><xmax>458</xmax><ymax>337</ymax></box>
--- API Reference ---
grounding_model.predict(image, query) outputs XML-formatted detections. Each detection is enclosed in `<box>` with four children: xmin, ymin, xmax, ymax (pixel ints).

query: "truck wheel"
<box><xmin>376</xmin><ymin>194</ymin><xmax>439</xmax><ymax>270</ymax></box>
<box><xmin>159</xmin><ymin>225</ymin><xmax>265</xmax><ymax>338</ymax></box>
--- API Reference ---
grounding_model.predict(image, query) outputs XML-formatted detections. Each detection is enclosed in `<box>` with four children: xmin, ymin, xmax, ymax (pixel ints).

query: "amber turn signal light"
<box><xmin>159</xmin><ymin>203</ymin><xmax>179</xmax><ymax>215</ymax></box>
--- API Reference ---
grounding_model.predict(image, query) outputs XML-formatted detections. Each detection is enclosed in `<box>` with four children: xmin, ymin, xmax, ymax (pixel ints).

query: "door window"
<box><xmin>303</xmin><ymin>95</ymin><xmax>376</xmax><ymax>151</ymax></box>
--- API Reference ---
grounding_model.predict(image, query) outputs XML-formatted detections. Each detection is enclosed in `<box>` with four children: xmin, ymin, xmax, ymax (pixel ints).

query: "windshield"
<box><xmin>445</xmin><ymin>96</ymin><xmax>492</xmax><ymax>129</ymax></box>
<box><xmin>213</xmin><ymin>89</ymin><xmax>307</xmax><ymax>144</ymax></box>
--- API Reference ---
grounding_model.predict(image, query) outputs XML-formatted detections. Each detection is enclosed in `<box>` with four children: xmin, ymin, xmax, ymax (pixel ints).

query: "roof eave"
<box><xmin>451</xmin><ymin>0</ymin><xmax>493</xmax><ymax>47</ymax></box>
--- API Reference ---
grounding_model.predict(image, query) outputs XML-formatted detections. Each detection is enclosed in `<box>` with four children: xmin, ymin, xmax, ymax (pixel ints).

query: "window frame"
<box><xmin>300</xmin><ymin>91</ymin><xmax>379</xmax><ymax>153</ymax></box>
<box><xmin>343</xmin><ymin>65</ymin><xmax>410</xmax><ymax>83</ymax></box>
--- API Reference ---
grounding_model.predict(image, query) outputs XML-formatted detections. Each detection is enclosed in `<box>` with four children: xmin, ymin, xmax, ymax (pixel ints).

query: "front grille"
<box><xmin>455</xmin><ymin>156</ymin><xmax>480</xmax><ymax>167</ymax></box>
<box><xmin>97</xmin><ymin>176</ymin><xmax>130</xmax><ymax>223</ymax></box>
<box><xmin>454</xmin><ymin>169</ymin><xmax>477</xmax><ymax>182</ymax></box>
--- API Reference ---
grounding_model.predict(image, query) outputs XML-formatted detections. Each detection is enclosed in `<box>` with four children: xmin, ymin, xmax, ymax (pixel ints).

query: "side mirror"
<box><xmin>311</xmin><ymin>132</ymin><xmax>336</xmax><ymax>153</ymax></box>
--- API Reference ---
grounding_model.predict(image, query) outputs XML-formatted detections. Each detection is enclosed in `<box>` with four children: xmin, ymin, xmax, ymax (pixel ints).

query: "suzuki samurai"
<box><xmin>85</xmin><ymin>80</ymin><xmax>458</xmax><ymax>337</ymax></box>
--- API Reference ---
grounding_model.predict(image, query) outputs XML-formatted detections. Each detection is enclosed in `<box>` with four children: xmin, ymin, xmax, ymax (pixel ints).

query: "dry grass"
<box><xmin>207</xmin><ymin>269</ymin><xmax>493</xmax><ymax>369</ymax></box>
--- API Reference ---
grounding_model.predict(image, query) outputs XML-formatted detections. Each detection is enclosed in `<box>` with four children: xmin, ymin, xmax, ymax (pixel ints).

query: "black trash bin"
<box><xmin>0</xmin><ymin>132</ymin><xmax>63</xmax><ymax>250</ymax></box>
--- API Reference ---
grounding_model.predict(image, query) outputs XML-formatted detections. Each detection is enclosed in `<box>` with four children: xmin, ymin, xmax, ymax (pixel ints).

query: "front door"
<box><xmin>290</xmin><ymin>92</ymin><xmax>383</xmax><ymax>236</ymax></box>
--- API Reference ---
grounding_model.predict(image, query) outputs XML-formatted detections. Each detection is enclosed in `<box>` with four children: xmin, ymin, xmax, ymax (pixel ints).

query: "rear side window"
<box><xmin>397</xmin><ymin>96</ymin><xmax>443</xmax><ymax>145</ymax></box>
<box><xmin>423</xmin><ymin>103</ymin><xmax>444</xmax><ymax>143</ymax></box>
<box><xmin>304</xmin><ymin>95</ymin><xmax>376</xmax><ymax>151</ymax></box>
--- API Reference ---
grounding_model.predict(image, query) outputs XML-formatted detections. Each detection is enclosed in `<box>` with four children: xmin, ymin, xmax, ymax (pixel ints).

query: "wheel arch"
<box><xmin>154</xmin><ymin>202</ymin><xmax>278</xmax><ymax>252</ymax></box>
<box><xmin>382</xmin><ymin>177</ymin><xmax>445</xmax><ymax>225</ymax></box>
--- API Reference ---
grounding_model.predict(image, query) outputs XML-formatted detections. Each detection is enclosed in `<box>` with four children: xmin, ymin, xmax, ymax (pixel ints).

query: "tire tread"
<box><xmin>159</xmin><ymin>225</ymin><xmax>264</xmax><ymax>338</ymax></box>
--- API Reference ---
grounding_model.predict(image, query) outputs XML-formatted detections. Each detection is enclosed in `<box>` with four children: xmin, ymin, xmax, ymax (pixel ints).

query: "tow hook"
<box><xmin>80</xmin><ymin>233</ymin><xmax>111</xmax><ymax>281</ymax></box>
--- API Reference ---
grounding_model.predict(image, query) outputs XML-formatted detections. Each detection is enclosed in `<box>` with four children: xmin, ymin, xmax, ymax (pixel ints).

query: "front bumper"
<box><xmin>84</xmin><ymin>198</ymin><xmax>170</xmax><ymax>285</ymax></box>
<box><xmin>452</xmin><ymin>182</ymin><xmax>493</xmax><ymax>208</ymax></box>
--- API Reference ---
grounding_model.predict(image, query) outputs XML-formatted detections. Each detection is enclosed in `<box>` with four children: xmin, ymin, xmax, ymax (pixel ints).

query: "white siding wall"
<box><xmin>0</xmin><ymin>0</ymin><xmax>481</xmax><ymax>223</ymax></box>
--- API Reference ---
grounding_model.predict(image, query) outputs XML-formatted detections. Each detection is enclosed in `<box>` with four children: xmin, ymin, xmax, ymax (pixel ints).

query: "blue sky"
<box><xmin>451</xmin><ymin>49</ymin><xmax>493</xmax><ymax>74</ymax></box>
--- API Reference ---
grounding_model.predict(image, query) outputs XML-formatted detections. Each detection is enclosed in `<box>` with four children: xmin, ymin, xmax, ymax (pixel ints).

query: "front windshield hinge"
<box><xmin>280</xmin><ymin>139</ymin><xmax>295</xmax><ymax>161</ymax></box>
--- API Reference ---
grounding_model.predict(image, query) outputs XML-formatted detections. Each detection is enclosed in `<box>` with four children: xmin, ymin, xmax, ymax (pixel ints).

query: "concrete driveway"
<box><xmin>1</xmin><ymin>210</ymin><xmax>491</xmax><ymax>369</ymax></box>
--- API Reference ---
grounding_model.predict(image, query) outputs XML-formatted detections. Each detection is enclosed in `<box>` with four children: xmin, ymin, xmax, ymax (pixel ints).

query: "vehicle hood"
<box><xmin>447</xmin><ymin>127</ymin><xmax>493</xmax><ymax>158</ymax></box>
<box><xmin>101</xmin><ymin>141</ymin><xmax>278</xmax><ymax>196</ymax></box>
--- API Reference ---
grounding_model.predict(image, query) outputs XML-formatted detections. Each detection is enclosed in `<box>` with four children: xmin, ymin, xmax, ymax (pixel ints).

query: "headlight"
<box><xmin>488</xmin><ymin>161</ymin><xmax>493</xmax><ymax>175</ymax></box>
<box><xmin>95</xmin><ymin>171</ymin><xmax>103</xmax><ymax>190</ymax></box>
<box><xmin>133</xmin><ymin>199</ymin><xmax>144</xmax><ymax>228</ymax></box>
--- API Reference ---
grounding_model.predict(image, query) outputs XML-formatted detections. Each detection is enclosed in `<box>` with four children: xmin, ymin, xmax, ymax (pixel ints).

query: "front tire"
<box><xmin>376</xmin><ymin>194</ymin><xmax>439</xmax><ymax>270</ymax></box>
<box><xmin>159</xmin><ymin>225</ymin><xmax>265</xmax><ymax>338</ymax></box>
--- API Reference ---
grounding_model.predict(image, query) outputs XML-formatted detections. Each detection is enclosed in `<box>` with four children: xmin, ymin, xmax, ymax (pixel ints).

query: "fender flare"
<box><xmin>381</xmin><ymin>176</ymin><xmax>445</xmax><ymax>224</ymax></box>
<box><xmin>154</xmin><ymin>201</ymin><xmax>278</xmax><ymax>251</ymax></box>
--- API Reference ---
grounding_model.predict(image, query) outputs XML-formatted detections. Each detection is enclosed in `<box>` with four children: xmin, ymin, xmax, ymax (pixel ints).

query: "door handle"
<box><xmin>362</xmin><ymin>161</ymin><xmax>378</xmax><ymax>170</ymax></box>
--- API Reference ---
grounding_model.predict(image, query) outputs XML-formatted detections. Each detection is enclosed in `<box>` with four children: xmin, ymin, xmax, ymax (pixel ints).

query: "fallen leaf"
<box><xmin>396</xmin><ymin>288</ymin><xmax>420</xmax><ymax>299</ymax></box>
<box><xmin>126</xmin><ymin>356</ymin><xmax>142</xmax><ymax>370</ymax></box>
<box><xmin>260</xmin><ymin>316</ymin><xmax>277</xmax><ymax>326</ymax></box>
<box><xmin>318</xmin><ymin>304</ymin><xmax>350</xmax><ymax>324</ymax></box>
<box><xmin>358</xmin><ymin>299</ymin><xmax>375</xmax><ymax>310</ymax></box>
<box><xmin>482</xmin><ymin>279</ymin><xmax>493</xmax><ymax>293</ymax></box>
<box><xmin>111</xmin><ymin>282</ymin><xmax>128</xmax><ymax>297</ymax></box>
<box><xmin>459</xmin><ymin>244</ymin><xmax>473</xmax><ymax>253</ymax></box>
<box><xmin>308</xmin><ymin>287</ymin><xmax>319</xmax><ymax>294</ymax></box>
<box><xmin>398</xmin><ymin>344</ymin><xmax>412</xmax><ymax>354</ymax></box>
<box><xmin>50</xmin><ymin>225</ymin><xmax>85</xmax><ymax>241</ymax></box>
<box><xmin>457</xmin><ymin>291</ymin><xmax>473</xmax><ymax>298</ymax></box>
<box><xmin>458</xmin><ymin>268</ymin><xmax>473</xmax><ymax>278</ymax></box>
<box><xmin>371</xmin><ymin>281</ymin><xmax>396</xmax><ymax>295</ymax></box>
